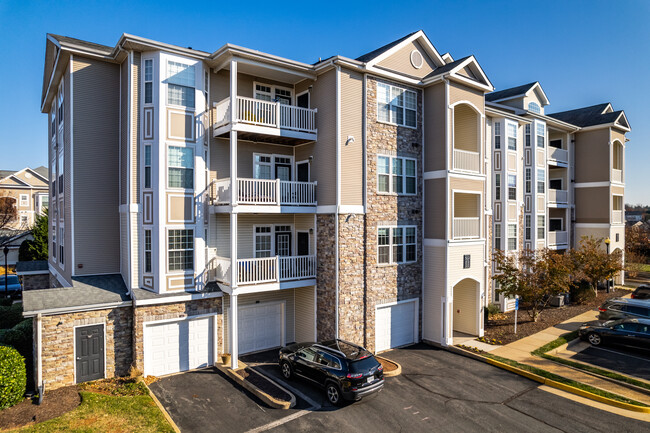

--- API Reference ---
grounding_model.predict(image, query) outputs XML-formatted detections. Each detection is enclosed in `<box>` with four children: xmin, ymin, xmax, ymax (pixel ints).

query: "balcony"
<box><xmin>548</xmin><ymin>189</ymin><xmax>568</xmax><ymax>207</ymax></box>
<box><xmin>209</xmin><ymin>178</ymin><xmax>316</xmax><ymax>212</ymax></box>
<box><xmin>548</xmin><ymin>230</ymin><xmax>568</xmax><ymax>248</ymax></box>
<box><xmin>453</xmin><ymin>217</ymin><xmax>480</xmax><ymax>239</ymax></box>
<box><xmin>612</xmin><ymin>169</ymin><xmax>622</xmax><ymax>183</ymax></box>
<box><xmin>613</xmin><ymin>210</ymin><xmax>623</xmax><ymax>224</ymax></box>
<box><xmin>213</xmin><ymin>96</ymin><xmax>317</xmax><ymax>143</ymax></box>
<box><xmin>453</xmin><ymin>149</ymin><xmax>480</xmax><ymax>173</ymax></box>
<box><xmin>547</xmin><ymin>147</ymin><xmax>568</xmax><ymax>165</ymax></box>
<box><xmin>209</xmin><ymin>255</ymin><xmax>316</xmax><ymax>288</ymax></box>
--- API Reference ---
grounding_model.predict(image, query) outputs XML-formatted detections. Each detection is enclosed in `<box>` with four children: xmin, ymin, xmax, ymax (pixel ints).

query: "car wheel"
<box><xmin>326</xmin><ymin>383</ymin><xmax>342</xmax><ymax>406</ymax></box>
<box><xmin>587</xmin><ymin>332</ymin><xmax>602</xmax><ymax>346</ymax></box>
<box><xmin>280</xmin><ymin>361</ymin><xmax>293</xmax><ymax>379</ymax></box>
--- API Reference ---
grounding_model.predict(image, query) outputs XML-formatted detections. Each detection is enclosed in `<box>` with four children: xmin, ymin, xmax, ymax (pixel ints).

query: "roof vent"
<box><xmin>410</xmin><ymin>50</ymin><xmax>423</xmax><ymax>69</ymax></box>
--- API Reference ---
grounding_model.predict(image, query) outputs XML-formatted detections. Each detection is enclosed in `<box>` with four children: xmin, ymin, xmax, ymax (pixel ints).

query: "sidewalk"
<box><xmin>490</xmin><ymin>309</ymin><xmax>650</xmax><ymax>406</ymax></box>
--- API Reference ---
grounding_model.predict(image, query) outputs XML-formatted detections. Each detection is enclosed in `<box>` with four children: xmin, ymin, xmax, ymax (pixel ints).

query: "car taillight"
<box><xmin>598</xmin><ymin>307</ymin><xmax>607</xmax><ymax>312</ymax></box>
<box><xmin>378</xmin><ymin>364</ymin><xmax>383</xmax><ymax>371</ymax></box>
<box><xmin>631</xmin><ymin>294</ymin><xmax>637</xmax><ymax>299</ymax></box>
<box><xmin>347</xmin><ymin>372</ymin><xmax>363</xmax><ymax>379</ymax></box>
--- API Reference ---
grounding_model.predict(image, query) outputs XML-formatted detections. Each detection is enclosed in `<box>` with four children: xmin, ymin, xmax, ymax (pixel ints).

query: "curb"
<box><xmin>215</xmin><ymin>363</ymin><xmax>295</xmax><ymax>410</ymax></box>
<box><xmin>139</xmin><ymin>378</ymin><xmax>181</xmax><ymax>433</ymax></box>
<box><xmin>447</xmin><ymin>346</ymin><xmax>650</xmax><ymax>414</ymax></box>
<box><xmin>375</xmin><ymin>356</ymin><xmax>402</xmax><ymax>377</ymax></box>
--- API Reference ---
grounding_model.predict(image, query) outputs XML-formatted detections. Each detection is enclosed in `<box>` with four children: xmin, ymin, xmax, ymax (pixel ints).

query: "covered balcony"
<box><xmin>547</xmin><ymin>168</ymin><xmax>568</xmax><ymax>207</ymax></box>
<box><xmin>210</xmin><ymin>255</ymin><xmax>316</xmax><ymax>288</ymax></box>
<box><xmin>452</xmin><ymin>103</ymin><xmax>481</xmax><ymax>173</ymax></box>
<box><xmin>547</xmin><ymin>130</ymin><xmax>569</xmax><ymax>166</ymax></box>
<box><xmin>453</xmin><ymin>192</ymin><xmax>481</xmax><ymax>239</ymax></box>
<box><xmin>613</xmin><ymin>195</ymin><xmax>624</xmax><ymax>224</ymax></box>
<box><xmin>548</xmin><ymin>209</ymin><xmax>569</xmax><ymax>249</ymax></box>
<box><xmin>612</xmin><ymin>140</ymin><xmax>623</xmax><ymax>183</ymax></box>
<box><xmin>209</xmin><ymin>178</ymin><xmax>317</xmax><ymax>212</ymax></box>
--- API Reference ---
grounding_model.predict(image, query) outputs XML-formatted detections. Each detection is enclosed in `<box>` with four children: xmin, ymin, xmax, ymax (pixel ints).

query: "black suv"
<box><xmin>631</xmin><ymin>285</ymin><xmax>650</xmax><ymax>300</ymax></box>
<box><xmin>279</xmin><ymin>339</ymin><xmax>384</xmax><ymax>405</ymax></box>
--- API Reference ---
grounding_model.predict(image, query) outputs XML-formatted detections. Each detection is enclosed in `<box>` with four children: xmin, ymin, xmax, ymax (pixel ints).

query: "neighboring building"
<box><xmin>28</xmin><ymin>31</ymin><xmax>628</xmax><ymax>390</ymax></box>
<box><xmin>0</xmin><ymin>167</ymin><xmax>49</xmax><ymax>229</ymax></box>
<box><xmin>626</xmin><ymin>210</ymin><xmax>644</xmax><ymax>223</ymax></box>
<box><xmin>0</xmin><ymin>229</ymin><xmax>33</xmax><ymax>267</ymax></box>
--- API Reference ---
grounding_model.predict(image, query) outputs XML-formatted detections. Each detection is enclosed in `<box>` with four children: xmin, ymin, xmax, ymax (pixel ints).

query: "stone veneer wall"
<box><xmin>337</xmin><ymin>213</ymin><xmax>366</xmax><ymax>346</ymax></box>
<box><xmin>132</xmin><ymin>298</ymin><xmax>222</xmax><ymax>372</ymax></box>
<box><xmin>316</xmin><ymin>214</ymin><xmax>336</xmax><ymax>341</ymax></box>
<box><xmin>39</xmin><ymin>306</ymin><xmax>133</xmax><ymax>390</ymax></box>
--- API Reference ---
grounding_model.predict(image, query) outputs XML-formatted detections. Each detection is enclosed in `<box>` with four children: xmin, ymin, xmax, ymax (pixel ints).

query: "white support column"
<box><xmin>230</xmin><ymin>60</ymin><xmax>238</xmax><ymax>206</ymax></box>
<box><xmin>230</xmin><ymin>213</ymin><xmax>237</xmax><ymax>288</ymax></box>
<box><xmin>230</xmin><ymin>293</ymin><xmax>239</xmax><ymax>369</ymax></box>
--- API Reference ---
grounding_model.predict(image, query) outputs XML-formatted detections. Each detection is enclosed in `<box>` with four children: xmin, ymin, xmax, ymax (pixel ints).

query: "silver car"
<box><xmin>598</xmin><ymin>298</ymin><xmax>650</xmax><ymax>321</ymax></box>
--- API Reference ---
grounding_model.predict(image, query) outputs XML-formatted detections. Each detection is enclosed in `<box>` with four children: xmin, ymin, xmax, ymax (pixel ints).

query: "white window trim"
<box><xmin>549</xmin><ymin>218</ymin><xmax>564</xmax><ymax>231</ymax></box>
<box><xmin>549</xmin><ymin>177</ymin><xmax>563</xmax><ymax>190</ymax></box>
<box><xmin>537</xmin><ymin>215</ymin><xmax>546</xmax><ymax>240</ymax></box>
<box><xmin>506</xmin><ymin>120</ymin><xmax>517</xmax><ymax>151</ymax></box>
<box><xmin>143</xmin><ymin>229</ymin><xmax>153</xmax><ymax>275</ymax></box>
<box><xmin>376</xmin><ymin>82</ymin><xmax>417</xmax><ymax>129</ymax></box>
<box><xmin>377</xmin><ymin>154</ymin><xmax>417</xmax><ymax>195</ymax></box>
<box><xmin>252</xmin><ymin>224</ymin><xmax>296</xmax><ymax>258</ymax></box>
<box><xmin>252</xmin><ymin>153</ymin><xmax>295</xmax><ymax>180</ymax></box>
<box><xmin>507</xmin><ymin>174</ymin><xmax>517</xmax><ymax>201</ymax></box>
<box><xmin>19</xmin><ymin>194</ymin><xmax>29</xmax><ymax>207</ymax></box>
<box><xmin>377</xmin><ymin>225</ymin><xmax>418</xmax><ymax>265</ymax></box>
<box><xmin>507</xmin><ymin>224</ymin><xmax>517</xmax><ymax>251</ymax></box>
<box><xmin>165</xmin><ymin>59</ymin><xmax>196</xmax><ymax>110</ymax></box>
<box><xmin>167</xmin><ymin>228</ymin><xmax>195</xmax><ymax>273</ymax></box>
<box><xmin>167</xmin><ymin>145</ymin><xmax>195</xmax><ymax>191</ymax></box>
<box><xmin>253</xmin><ymin>81</ymin><xmax>294</xmax><ymax>105</ymax></box>
<box><xmin>143</xmin><ymin>58</ymin><xmax>154</xmax><ymax>106</ymax></box>
<box><xmin>296</xmin><ymin>90</ymin><xmax>310</xmax><ymax>108</ymax></box>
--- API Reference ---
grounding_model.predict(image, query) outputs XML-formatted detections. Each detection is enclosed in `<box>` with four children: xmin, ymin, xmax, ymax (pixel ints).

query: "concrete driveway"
<box><xmin>150</xmin><ymin>345</ymin><xmax>649</xmax><ymax>432</ymax></box>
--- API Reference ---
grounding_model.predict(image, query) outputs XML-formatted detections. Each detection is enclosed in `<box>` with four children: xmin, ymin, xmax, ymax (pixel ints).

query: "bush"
<box><xmin>0</xmin><ymin>319</ymin><xmax>33</xmax><ymax>360</ymax></box>
<box><xmin>485</xmin><ymin>304</ymin><xmax>501</xmax><ymax>317</ymax></box>
<box><xmin>0</xmin><ymin>303</ymin><xmax>23</xmax><ymax>329</ymax></box>
<box><xmin>570</xmin><ymin>280</ymin><xmax>595</xmax><ymax>304</ymax></box>
<box><xmin>0</xmin><ymin>297</ymin><xmax>12</xmax><ymax>307</ymax></box>
<box><xmin>0</xmin><ymin>345</ymin><xmax>26</xmax><ymax>409</ymax></box>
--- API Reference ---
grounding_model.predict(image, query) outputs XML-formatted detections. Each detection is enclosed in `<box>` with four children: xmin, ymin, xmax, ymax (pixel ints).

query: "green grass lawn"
<box><xmin>8</xmin><ymin>389</ymin><xmax>174</xmax><ymax>433</ymax></box>
<box><xmin>630</xmin><ymin>263</ymin><xmax>650</xmax><ymax>272</ymax></box>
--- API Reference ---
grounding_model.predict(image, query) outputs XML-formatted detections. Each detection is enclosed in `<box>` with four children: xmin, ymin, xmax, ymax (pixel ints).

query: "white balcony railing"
<box><xmin>210</xmin><ymin>178</ymin><xmax>317</xmax><ymax>207</ymax></box>
<box><xmin>453</xmin><ymin>149</ymin><xmax>480</xmax><ymax>172</ymax></box>
<box><xmin>213</xmin><ymin>96</ymin><xmax>317</xmax><ymax>134</ymax></box>
<box><xmin>279</xmin><ymin>255</ymin><xmax>317</xmax><ymax>280</ymax></box>
<box><xmin>613</xmin><ymin>210</ymin><xmax>623</xmax><ymax>224</ymax></box>
<box><xmin>238</xmin><ymin>257</ymin><xmax>278</xmax><ymax>285</ymax></box>
<box><xmin>548</xmin><ymin>147</ymin><xmax>568</xmax><ymax>163</ymax></box>
<box><xmin>548</xmin><ymin>230</ymin><xmax>568</xmax><ymax>246</ymax></box>
<box><xmin>548</xmin><ymin>189</ymin><xmax>568</xmax><ymax>205</ymax></box>
<box><xmin>211</xmin><ymin>255</ymin><xmax>317</xmax><ymax>286</ymax></box>
<box><xmin>612</xmin><ymin>169</ymin><xmax>622</xmax><ymax>183</ymax></box>
<box><xmin>453</xmin><ymin>217</ymin><xmax>480</xmax><ymax>239</ymax></box>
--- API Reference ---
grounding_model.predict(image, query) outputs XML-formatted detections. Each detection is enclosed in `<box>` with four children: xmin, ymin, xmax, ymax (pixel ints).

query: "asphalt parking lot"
<box><xmin>571</xmin><ymin>344</ymin><xmax>650</xmax><ymax>380</ymax></box>
<box><xmin>151</xmin><ymin>344</ymin><xmax>650</xmax><ymax>432</ymax></box>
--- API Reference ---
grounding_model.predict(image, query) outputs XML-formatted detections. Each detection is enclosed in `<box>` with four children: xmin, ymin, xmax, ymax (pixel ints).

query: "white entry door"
<box><xmin>375</xmin><ymin>300</ymin><xmax>417</xmax><ymax>353</ymax></box>
<box><xmin>238</xmin><ymin>302</ymin><xmax>284</xmax><ymax>354</ymax></box>
<box><xmin>144</xmin><ymin>316</ymin><xmax>214</xmax><ymax>377</ymax></box>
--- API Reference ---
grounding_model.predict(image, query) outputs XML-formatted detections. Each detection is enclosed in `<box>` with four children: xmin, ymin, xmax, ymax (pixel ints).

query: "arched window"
<box><xmin>528</xmin><ymin>102</ymin><xmax>541</xmax><ymax>114</ymax></box>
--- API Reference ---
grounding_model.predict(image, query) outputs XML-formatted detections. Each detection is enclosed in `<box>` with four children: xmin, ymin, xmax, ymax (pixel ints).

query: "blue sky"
<box><xmin>1</xmin><ymin>0</ymin><xmax>648</xmax><ymax>204</ymax></box>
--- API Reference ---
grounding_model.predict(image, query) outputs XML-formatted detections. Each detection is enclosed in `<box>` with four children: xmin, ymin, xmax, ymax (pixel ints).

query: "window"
<box><xmin>377</xmin><ymin>226</ymin><xmax>417</xmax><ymax>264</ymax></box>
<box><xmin>508</xmin><ymin>174</ymin><xmax>516</xmax><ymax>200</ymax></box>
<box><xmin>377</xmin><ymin>155</ymin><xmax>416</xmax><ymax>194</ymax></box>
<box><xmin>507</xmin><ymin>123</ymin><xmax>517</xmax><ymax>150</ymax></box>
<box><xmin>144</xmin><ymin>230</ymin><xmax>152</xmax><ymax>273</ymax></box>
<box><xmin>50</xmin><ymin>105</ymin><xmax>56</xmax><ymax>138</ymax></box>
<box><xmin>616</xmin><ymin>233</ymin><xmax>620</xmax><ymax>242</ymax></box>
<box><xmin>525</xmin><ymin>168</ymin><xmax>532</xmax><ymax>194</ymax></box>
<box><xmin>167</xmin><ymin>61</ymin><xmax>195</xmax><ymax>108</ymax></box>
<box><xmin>525</xmin><ymin>124</ymin><xmax>531</xmax><ymax>147</ymax></box>
<box><xmin>537</xmin><ymin>169</ymin><xmax>545</xmax><ymax>193</ymax></box>
<box><xmin>59</xmin><ymin>227</ymin><xmax>64</xmax><ymax>266</ymax></box>
<box><xmin>525</xmin><ymin>215</ymin><xmax>531</xmax><ymax>240</ymax></box>
<box><xmin>528</xmin><ymin>102</ymin><xmax>541</xmax><ymax>114</ymax></box>
<box><xmin>58</xmin><ymin>152</ymin><xmax>64</xmax><ymax>194</ymax></box>
<box><xmin>536</xmin><ymin>123</ymin><xmax>545</xmax><ymax>148</ymax></box>
<box><xmin>168</xmin><ymin>146</ymin><xmax>193</xmax><ymax>189</ymax></box>
<box><xmin>19</xmin><ymin>194</ymin><xmax>28</xmax><ymax>207</ymax></box>
<box><xmin>508</xmin><ymin>224</ymin><xmax>517</xmax><ymax>250</ymax></box>
<box><xmin>537</xmin><ymin>215</ymin><xmax>545</xmax><ymax>239</ymax></box>
<box><xmin>254</xmin><ymin>226</ymin><xmax>272</xmax><ymax>258</ymax></box>
<box><xmin>254</xmin><ymin>83</ymin><xmax>292</xmax><ymax>104</ymax></box>
<box><xmin>253</xmin><ymin>154</ymin><xmax>273</xmax><ymax>180</ymax></box>
<box><xmin>377</xmin><ymin>82</ymin><xmax>416</xmax><ymax>127</ymax></box>
<box><xmin>144</xmin><ymin>59</ymin><xmax>153</xmax><ymax>104</ymax></box>
<box><xmin>52</xmin><ymin>228</ymin><xmax>56</xmax><ymax>260</ymax></box>
<box><xmin>57</xmin><ymin>82</ymin><xmax>64</xmax><ymax>125</ymax></box>
<box><xmin>20</xmin><ymin>215</ymin><xmax>28</xmax><ymax>225</ymax></box>
<box><xmin>494</xmin><ymin>121</ymin><xmax>501</xmax><ymax>149</ymax></box>
<box><xmin>168</xmin><ymin>229</ymin><xmax>194</xmax><ymax>271</ymax></box>
<box><xmin>494</xmin><ymin>224</ymin><xmax>502</xmax><ymax>250</ymax></box>
<box><xmin>255</xmin><ymin>84</ymin><xmax>272</xmax><ymax>101</ymax></box>
<box><xmin>495</xmin><ymin>174</ymin><xmax>501</xmax><ymax>200</ymax></box>
<box><xmin>144</xmin><ymin>145</ymin><xmax>152</xmax><ymax>189</ymax></box>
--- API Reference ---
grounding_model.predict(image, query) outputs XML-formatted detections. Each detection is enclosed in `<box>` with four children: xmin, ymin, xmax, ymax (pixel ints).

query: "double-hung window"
<box><xmin>377</xmin><ymin>226</ymin><xmax>417</xmax><ymax>264</ymax></box>
<box><xmin>167</xmin><ymin>61</ymin><xmax>195</xmax><ymax>108</ymax></box>
<box><xmin>525</xmin><ymin>168</ymin><xmax>531</xmax><ymax>194</ymax></box>
<box><xmin>19</xmin><ymin>194</ymin><xmax>28</xmax><ymax>207</ymax></box>
<box><xmin>144</xmin><ymin>230</ymin><xmax>152</xmax><ymax>273</ymax></box>
<box><xmin>495</xmin><ymin>174</ymin><xmax>501</xmax><ymax>200</ymax></box>
<box><xmin>537</xmin><ymin>169</ymin><xmax>545</xmax><ymax>193</ymax></box>
<box><xmin>508</xmin><ymin>174</ymin><xmax>516</xmax><ymax>200</ymax></box>
<box><xmin>507</xmin><ymin>224</ymin><xmax>517</xmax><ymax>250</ymax></box>
<box><xmin>144</xmin><ymin>145</ymin><xmax>152</xmax><ymax>189</ymax></box>
<box><xmin>57</xmin><ymin>82</ymin><xmax>64</xmax><ymax>125</ymax></box>
<box><xmin>525</xmin><ymin>124</ymin><xmax>531</xmax><ymax>147</ymax></box>
<box><xmin>377</xmin><ymin>83</ymin><xmax>416</xmax><ymax>127</ymax></box>
<box><xmin>168</xmin><ymin>229</ymin><xmax>194</xmax><ymax>271</ymax></box>
<box><xmin>537</xmin><ymin>215</ymin><xmax>546</xmax><ymax>239</ymax></box>
<box><xmin>377</xmin><ymin>155</ymin><xmax>416</xmax><ymax>194</ymax></box>
<box><xmin>58</xmin><ymin>152</ymin><xmax>64</xmax><ymax>194</ymax></box>
<box><xmin>494</xmin><ymin>224</ymin><xmax>502</xmax><ymax>250</ymax></box>
<box><xmin>254</xmin><ymin>227</ymin><xmax>272</xmax><ymax>258</ymax></box>
<box><xmin>536</xmin><ymin>123</ymin><xmax>545</xmax><ymax>148</ymax></box>
<box><xmin>144</xmin><ymin>59</ymin><xmax>153</xmax><ymax>104</ymax></box>
<box><xmin>525</xmin><ymin>215</ymin><xmax>531</xmax><ymax>240</ymax></box>
<box><xmin>59</xmin><ymin>227</ymin><xmax>65</xmax><ymax>266</ymax></box>
<box><xmin>253</xmin><ymin>154</ymin><xmax>273</xmax><ymax>179</ymax></box>
<box><xmin>494</xmin><ymin>122</ymin><xmax>501</xmax><ymax>149</ymax></box>
<box><xmin>168</xmin><ymin>146</ymin><xmax>194</xmax><ymax>189</ymax></box>
<box><xmin>507</xmin><ymin>123</ymin><xmax>517</xmax><ymax>150</ymax></box>
<box><xmin>52</xmin><ymin>228</ymin><xmax>56</xmax><ymax>261</ymax></box>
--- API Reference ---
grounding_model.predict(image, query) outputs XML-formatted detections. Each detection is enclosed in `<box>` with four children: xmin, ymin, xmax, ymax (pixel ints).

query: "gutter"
<box><xmin>23</xmin><ymin>300</ymin><xmax>132</xmax><ymax>318</ymax></box>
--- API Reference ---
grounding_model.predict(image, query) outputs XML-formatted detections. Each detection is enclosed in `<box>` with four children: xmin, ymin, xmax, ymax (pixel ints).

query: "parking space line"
<box><xmin>246</xmin><ymin>410</ymin><xmax>311</xmax><ymax>433</ymax></box>
<box><xmin>591</xmin><ymin>347</ymin><xmax>650</xmax><ymax>362</ymax></box>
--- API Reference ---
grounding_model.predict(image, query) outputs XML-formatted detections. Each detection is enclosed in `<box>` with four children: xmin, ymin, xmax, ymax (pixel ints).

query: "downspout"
<box><xmin>335</xmin><ymin>65</ymin><xmax>341</xmax><ymax>339</ymax></box>
<box><xmin>36</xmin><ymin>313</ymin><xmax>42</xmax><ymax>392</ymax></box>
<box><xmin>362</xmin><ymin>72</ymin><xmax>368</xmax><ymax>348</ymax></box>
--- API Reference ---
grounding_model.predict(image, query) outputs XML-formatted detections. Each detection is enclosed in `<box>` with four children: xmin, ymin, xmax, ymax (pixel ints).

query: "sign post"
<box><xmin>514</xmin><ymin>297</ymin><xmax>519</xmax><ymax>335</ymax></box>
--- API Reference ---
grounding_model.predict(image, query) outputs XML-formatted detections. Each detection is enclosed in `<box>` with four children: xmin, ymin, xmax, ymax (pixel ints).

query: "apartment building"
<box><xmin>27</xmin><ymin>30</ymin><xmax>627</xmax><ymax>390</ymax></box>
<box><xmin>486</xmin><ymin>83</ymin><xmax>630</xmax><ymax>311</ymax></box>
<box><xmin>0</xmin><ymin>166</ymin><xmax>49</xmax><ymax>229</ymax></box>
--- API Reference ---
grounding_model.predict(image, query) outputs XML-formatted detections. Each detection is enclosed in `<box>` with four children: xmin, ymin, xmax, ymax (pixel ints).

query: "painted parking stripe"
<box><xmin>591</xmin><ymin>346</ymin><xmax>650</xmax><ymax>362</ymax></box>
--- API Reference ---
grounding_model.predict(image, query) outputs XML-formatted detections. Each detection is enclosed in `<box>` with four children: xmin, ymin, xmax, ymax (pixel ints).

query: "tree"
<box><xmin>570</xmin><ymin>236</ymin><xmax>624</xmax><ymax>296</ymax></box>
<box><xmin>17</xmin><ymin>208</ymin><xmax>48</xmax><ymax>261</ymax></box>
<box><xmin>492</xmin><ymin>248</ymin><xmax>572</xmax><ymax>322</ymax></box>
<box><xmin>0</xmin><ymin>193</ymin><xmax>17</xmax><ymax>231</ymax></box>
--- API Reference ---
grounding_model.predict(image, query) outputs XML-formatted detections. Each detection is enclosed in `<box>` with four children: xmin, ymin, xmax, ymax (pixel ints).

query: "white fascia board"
<box><xmin>134</xmin><ymin>291</ymin><xmax>223</xmax><ymax>306</ymax></box>
<box><xmin>366</xmin><ymin>30</ymin><xmax>444</xmax><ymax>68</ymax></box>
<box><xmin>23</xmin><ymin>301</ymin><xmax>132</xmax><ymax>318</ymax></box>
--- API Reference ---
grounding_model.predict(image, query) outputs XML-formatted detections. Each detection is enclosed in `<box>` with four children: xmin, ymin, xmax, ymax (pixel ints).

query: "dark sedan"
<box><xmin>578</xmin><ymin>318</ymin><xmax>650</xmax><ymax>349</ymax></box>
<box><xmin>279</xmin><ymin>339</ymin><xmax>384</xmax><ymax>405</ymax></box>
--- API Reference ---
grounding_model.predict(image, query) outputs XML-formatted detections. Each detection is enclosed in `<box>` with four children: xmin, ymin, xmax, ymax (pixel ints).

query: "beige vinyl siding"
<box><xmin>213</xmin><ymin>214</ymin><xmax>230</xmax><ymax>257</ymax></box>
<box><xmin>339</xmin><ymin>68</ymin><xmax>363</xmax><ymax>206</ymax></box>
<box><xmin>236</xmin><ymin>73</ymin><xmax>294</xmax><ymax>100</ymax></box>
<box><xmin>575</xmin><ymin>226</ymin><xmax>610</xmax><ymax>243</ymax></box>
<box><xmin>612</xmin><ymin>185</ymin><xmax>624</xmax><ymax>196</ymax></box>
<box><xmin>71</xmin><ymin>56</ymin><xmax>121</xmax><ymax>276</ymax></box>
<box><xmin>424</xmin><ymin>178</ymin><xmax>445</xmax><ymax>239</ymax></box>
<box><xmin>210</xmin><ymin>137</ymin><xmax>229</xmax><ymax>180</ymax></box>
<box><xmin>120</xmin><ymin>60</ymin><xmax>128</xmax><ymax>205</ymax></box>
<box><xmin>423</xmin><ymin>83</ymin><xmax>446</xmax><ymax>172</ymax></box>
<box><xmin>536</xmin><ymin>150</ymin><xmax>545</xmax><ymax>167</ymax></box>
<box><xmin>453</xmin><ymin>193</ymin><xmax>479</xmax><ymax>218</ymax></box>
<box><xmin>449</xmin><ymin>177</ymin><xmax>483</xmax><ymax>193</ymax></box>
<box><xmin>294</xmin><ymin>286</ymin><xmax>316</xmax><ymax>342</ymax></box>
<box><xmin>453</xmin><ymin>104</ymin><xmax>479</xmax><ymax>152</ymax></box>
<box><xmin>237</xmin><ymin>141</ymin><xmax>293</xmax><ymax>178</ymax></box>
<box><xmin>12</xmin><ymin>171</ymin><xmax>48</xmax><ymax>187</ymax></box>
<box><xmin>310</xmin><ymin>68</ymin><xmax>337</xmax><ymax>206</ymax></box>
<box><xmin>295</xmin><ymin>79</ymin><xmax>313</xmax><ymax>97</ymax></box>
<box><xmin>131</xmin><ymin>52</ymin><xmax>141</xmax><ymax>204</ymax></box>
<box><xmin>449</xmin><ymin>81</ymin><xmax>484</xmax><ymax>111</ymax></box>
<box><xmin>376</xmin><ymin>40</ymin><xmax>436</xmax><ymax>79</ymax></box>
<box><xmin>507</xmin><ymin>153</ymin><xmax>517</xmax><ymax>170</ymax></box>
<box><xmin>422</xmin><ymin>245</ymin><xmax>445</xmax><ymax>342</ymax></box>
<box><xmin>574</xmin><ymin>128</ymin><xmax>610</xmax><ymax>183</ymax></box>
<box><xmin>294</xmin><ymin>142</ymin><xmax>316</xmax><ymax>179</ymax></box>
<box><xmin>575</xmin><ymin>187</ymin><xmax>610</xmax><ymax>223</ymax></box>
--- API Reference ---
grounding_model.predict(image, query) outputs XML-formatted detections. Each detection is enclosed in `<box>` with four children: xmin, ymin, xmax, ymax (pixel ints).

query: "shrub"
<box><xmin>0</xmin><ymin>303</ymin><xmax>23</xmax><ymax>329</ymax></box>
<box><xmin>485</xmin><ymin>304</ymin><xmax>500</xmax><ymax>317</ymax></box>
<box><xmin>570</xmin><ymin>280</ymin><xmax>595</xmax><ymax>304</ymax></box>
<box><xmin>0</xmin><ymin>345</ymin><xmax>26</xmax><ymax>409</ymax></box>
<box><xmin>0</xmin><ymin>319</ymin><xmax>33</xmax><ymax>360</ymax></box>
<box><xmin>0</xmin><ymin>297</ymin><xmax>12</xmax><ymax>307</ymax></box>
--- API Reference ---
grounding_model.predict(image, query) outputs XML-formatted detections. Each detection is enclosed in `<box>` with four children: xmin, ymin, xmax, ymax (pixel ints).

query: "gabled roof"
<box><xmin>486</xmin><ymin>82</ymin><xmax>550</xmax><ymax>105</ymax></box>
<box><xmin>548</xmin><ymin>103</ymin><xmax>631</xmax><ymax>130</ymax></box>
<box><xmin>425</xmin><ymin>56</ymin><xmax>471</xmax><ymax>77</ymax></box>
<box><xmin>0</xmin><ymin>170</ymin><xmax>16</xmax><ymax>180</ymax></box>
<box><xmin>355</xmin><ymin>31</ymin><xmax>418</xmax><ymax>63</ymax></box>
<box><xmin>422</xmin><ymin>55</ymin><xmax>494</xmax><ymax>91</ymax></box>
<box><xmin>33</xmin><ymin>166</ymin><xmax>49</xmax><ymax>180</ymax></box>
<box><xmin>355</xmin><ymin>30</ymin><xmax>446</xmax><ymax>69</ymax></box>
<box><xmin>48</xmin><ymin>34</ymin><xmax>114</xmax><ymax>55</ymax></box>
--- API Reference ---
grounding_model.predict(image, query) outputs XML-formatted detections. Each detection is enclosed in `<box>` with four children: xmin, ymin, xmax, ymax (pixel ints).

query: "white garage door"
<box><xmin>144</xmin><ymin>316</ymin><xmax>214</xmax><ymax>377</ymax></box>
<box><xmin>375</xmin><ymin>300</ymin><xmax>417</xmax><ymax>353</ymax></box>
<box><xmin>238</xmin><ymin>302</ymin><xmax>284</xmax><ymax>354</ymax></box>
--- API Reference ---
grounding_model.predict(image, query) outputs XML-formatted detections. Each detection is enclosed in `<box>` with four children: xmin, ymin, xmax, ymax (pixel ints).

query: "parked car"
<box><xmin>0</xmin><ymin>274</ymin><xmax>21</xmax><ymax>295</ymax></box>
<box><xmin>597</xmin><ymin>298</ymin><xmax>650</xmax><ymax>321</ymax></box>
<box><xmin>631</xmin><ymin>285</ymin><xmax>650</xmax><ymax>300</ymax></box>
<box><xmin>579</xmin><ymin>318</ymin><xmax>650</xmax><ymax>349</ymax></box>
<box><xmin>279</xmin><ymin>339</ymin><xmax>384</xmax><ymax>405</ymax></box>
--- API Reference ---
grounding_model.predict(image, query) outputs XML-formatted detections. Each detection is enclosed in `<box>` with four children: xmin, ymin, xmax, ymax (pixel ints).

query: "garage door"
<box><xmin>144</xmin><ymin>316</ymin><xmax>214</xmax><ymax>377</ymax></box>
<box><xmin>238</xmin><ymin>302</ymin><xmax>283</xmax><ymax>354</ymax></box>
<box><xmin>375</xmin><ymin>300</ymin><xmax>417</xmax><ymax>353</ymax></box>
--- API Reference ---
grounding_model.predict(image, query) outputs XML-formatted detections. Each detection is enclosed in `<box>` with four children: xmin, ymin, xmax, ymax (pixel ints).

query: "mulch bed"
<box><xmin>0</xmin><ymin>385</ymin><xmax>80</xmax><ymax>431</ymax></box>
<box><xmin>78</xmin><ymin>377</ymin><xmax>148</xmax><ymax>396</ymax></box>
<box><xmin>484</xmin><ymin>288</ymin><xmax>630</xmax><ymax>345</ymax></box>
<box><xmin>239</xmin><ymin>368</ymin><xmax>291</xmax><ymax>403</ymax></box>
<box><xmin>377</xmin><ymin>357</ymin><xmax>399</xmax><ymax>373</ymax></box>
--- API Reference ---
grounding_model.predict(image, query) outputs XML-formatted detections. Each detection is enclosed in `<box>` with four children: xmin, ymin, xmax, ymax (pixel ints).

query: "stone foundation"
<box><xmin>22</xmin><ymin>273</ymin><xmax>50</xmax><ymax>290</ymax></box>
<box><xmin>316</xmin><ymin>214</ymin><xmax>336</xmax><ymax>341</ymax></box>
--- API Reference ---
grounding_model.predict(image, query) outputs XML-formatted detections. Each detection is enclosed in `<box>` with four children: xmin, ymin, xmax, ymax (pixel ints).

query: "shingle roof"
<box><xmin>15</xmin><ymin>260</ymin><xmax>49</xmax><ymax>274</ymax></box>
<box><xmin>49</xmin><ymin>34</ymin><xmax>113</xmax><ymax>55</ymax></box>
<box><xmin>547</xmin><ymin>103</ymin><xmax>622</xmax><ymax>128</ymax></box>
<box><xmin>486</xmin><ymin>82</ymin><xmax>538</xmax><ymax>102</ymax></box>
<box><xmin>0</xmin><ymin>229</ymin><xmax>30</xmax><ymax>246</ymax></box>
<box><xmin>131</xmin><ymin>283</ymin><xmax>221</xmax><ymax>301</ymax></box>
<box><xmin>0</xmin><ymin>170</ymin><xmax>16</xmax><ymax>179</ymax></box>
<box><xmin>425</xmin><ymin>56</ymin><xmax>471</xmax><ymax>78</ymax></box>
<box><xmin>33</xmin><ymin>166</ymin><xmax>49</xmax><ymax>179</ymax></box>
<box><xmin>355</xmin><ymin>31</ymin><xmax>418</xmax><ymax>63</ymax></box>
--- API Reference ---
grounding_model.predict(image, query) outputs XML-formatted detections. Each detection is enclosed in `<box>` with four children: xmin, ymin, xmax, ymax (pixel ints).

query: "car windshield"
<box><xmin>348</xmin><ymin>356</ymin><xmax>379</xmax><ymax>374</ymax></box>
<box><xmin>604</xmin><ymin>319</ymin><xmax>624</xmax><ymax>328</ymax></box>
